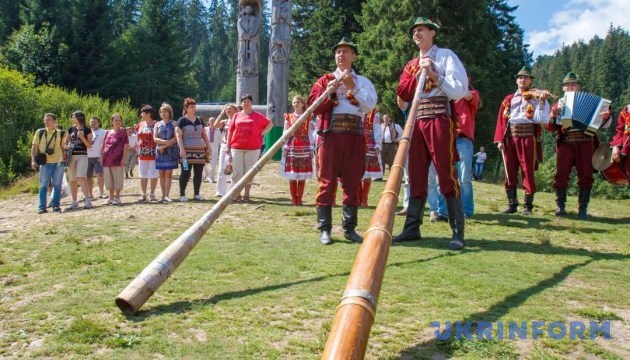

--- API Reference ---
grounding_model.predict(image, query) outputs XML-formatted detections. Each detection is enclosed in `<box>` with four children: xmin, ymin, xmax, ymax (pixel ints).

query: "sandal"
<box><xmin>149</xmin><ymin>194</ymin><xmax>158</xmax><ymax>202</ymax></box>
<box><xmin>139</xmin><ymin>194</ymin><xmax>147</xmax><ymax>202</ymax></box>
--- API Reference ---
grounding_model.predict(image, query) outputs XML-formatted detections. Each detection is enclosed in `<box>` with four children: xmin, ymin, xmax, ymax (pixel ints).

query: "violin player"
<box><xmin>494</xmin><ymin>66</ymin><xmax>550</xmax><ymax>215</ymax></box>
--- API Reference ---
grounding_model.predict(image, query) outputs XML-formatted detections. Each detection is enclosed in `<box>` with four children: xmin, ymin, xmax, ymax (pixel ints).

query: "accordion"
<box><xmin>559</xmin><ymin>91</ymin><xmax>611</xmax><ymax>136</ymax></box>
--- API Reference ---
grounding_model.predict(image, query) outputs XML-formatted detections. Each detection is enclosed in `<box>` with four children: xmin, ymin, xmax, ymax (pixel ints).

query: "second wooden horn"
<box><xmin>115</xmin><ymin>78</ymin><xmax>342</xmax><ymax>314</ymax></box>
<box><xmin>321</xmin><ymin>68</ymin><xmax>428</xmax><ymax>359</ymax></box>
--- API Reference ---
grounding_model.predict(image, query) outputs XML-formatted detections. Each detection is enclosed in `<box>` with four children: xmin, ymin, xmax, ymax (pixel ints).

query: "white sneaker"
<box><xmin>193</xmin><ymin>195</ymin><xmax>203</xmax><ymax>201</ymax></box>
<box><xmin>162</xmin><ymin>197</ymin><xmax>172</xmax><ymax>203</ymax></box>
<box><xmin>179</xmin><ymin>196</ymin><xmax>188</xmax><ymax>202</ymax></box>
<box><xmin>112</xmin><ymin>198</ymin><xmax>121</xmax><ymax>205</ymax></box>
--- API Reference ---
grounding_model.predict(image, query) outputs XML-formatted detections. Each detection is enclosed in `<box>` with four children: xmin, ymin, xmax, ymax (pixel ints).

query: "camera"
<box><xmin>45</xmin><ymin>148</ymin><xmax>55</xmax><ymax>155</ymax></box>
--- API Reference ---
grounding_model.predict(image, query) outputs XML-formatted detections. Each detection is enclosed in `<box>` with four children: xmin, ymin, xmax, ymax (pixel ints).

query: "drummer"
<box><xmin>546</xmin><ymin>72</ymin><xmax>611</xmax><ymax>219</ymax></box>
<box><xmin>611</xmin><ymin>100</ymin><xmax>630</xmax><ymax>181</ymax></box>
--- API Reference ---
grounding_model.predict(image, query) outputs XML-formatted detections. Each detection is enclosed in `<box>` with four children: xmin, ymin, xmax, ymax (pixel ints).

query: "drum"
<box><xmin>592</xmin><ymin>143</ymin><xmax>612</xmax><ymax>171</ymax></box>
<box><xmin>601</xmin><ymin>162</ymin><xmax>629</xmax><ymax>186</ymax></box>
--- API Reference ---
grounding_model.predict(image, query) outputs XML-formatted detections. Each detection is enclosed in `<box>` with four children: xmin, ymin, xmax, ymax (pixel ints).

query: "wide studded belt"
<box><xmin>509</xmin><ymin>123</ymin><xmax>535</xmax><ymax>137</ymax></box>
<box><xmin>564</xmin><ymin>131</ymin><xmax>592</xmax><ymax>143</ymax></box>
<box><xmin>331</xmin><ymin>114</ymin><xmax>363</xmax><ymax>135</ymax></box>
<box><xmin>416</xmin><ymin>96</ymin><xmax>449</xmax><ymax>118</ymax></box>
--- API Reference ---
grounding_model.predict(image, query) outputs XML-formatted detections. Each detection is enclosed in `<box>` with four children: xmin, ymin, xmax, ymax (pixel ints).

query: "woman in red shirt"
<box><xmin>226</xmin><ymin>94</ymin><xmax>272</xmax><ymax>202</ymax></box>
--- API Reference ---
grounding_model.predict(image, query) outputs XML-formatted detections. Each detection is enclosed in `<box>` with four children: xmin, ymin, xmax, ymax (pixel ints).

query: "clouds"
<box><xmin>526</xmin><ymin>0</ymin><xmax>630</xmax><ymax>57</ymax></box>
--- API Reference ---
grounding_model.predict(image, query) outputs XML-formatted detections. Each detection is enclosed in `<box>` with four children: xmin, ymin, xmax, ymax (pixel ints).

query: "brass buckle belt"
<box><xmin>564</xmin><ymin>131</ymin><xmax>592</xmax><ymax>143</ymax></box>
<box><xmin>331</xmin><ymin>114</ymin><xmax>363</xmax><ymax>134</ymax></box>
<box><xmin>510</xmin><ymin>123</ymin><xmax>535</xmax><ymax>137</ymax></box>
<box><xmin>416</xmin><ymin>96</ymin><xmax>449</xmax><ymax>118</ymax></box>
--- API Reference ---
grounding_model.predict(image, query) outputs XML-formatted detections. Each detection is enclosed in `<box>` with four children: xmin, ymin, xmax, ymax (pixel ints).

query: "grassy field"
<box><xmin>1</xmin><ymin>162</ymin><xmax>628</xmax><ymax>359</ymax></box>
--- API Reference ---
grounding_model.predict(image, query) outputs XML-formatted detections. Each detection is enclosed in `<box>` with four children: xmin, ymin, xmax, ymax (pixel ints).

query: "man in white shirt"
<box><xmin>380</xmin><ymin>113</ymin><xmax>402</xmax><ymax>177</ymax></box>
<box><xmin>87</xmin><ymin>116</ymin><xmax>106</xmax><ymax>199</ymax></box>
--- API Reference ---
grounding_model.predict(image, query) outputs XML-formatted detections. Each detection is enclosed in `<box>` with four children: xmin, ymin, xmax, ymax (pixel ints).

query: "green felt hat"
<box><xmin>514</xmin><ymin>66</ymin><xmax>534</xmax><ymax>79</ymax></box>
<box><xmin>332</xmin><ymin>37</ymin><xmax>358</xmax><ymax>55</ymax></box>
<box><xmin>562</xmin><ymin>72</ymin><xmax>581</xmax><ymax>84</ymax></box>
<box><xmin>408</xmin><ymin>17</ymin><xmax>440</xmax><ymax>36</ymax></box>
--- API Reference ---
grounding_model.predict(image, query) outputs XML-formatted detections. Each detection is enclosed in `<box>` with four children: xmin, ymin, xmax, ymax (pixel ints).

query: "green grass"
<box><xmin>1</xmin><ymin>163</ymin><xmax>628</xmax><ymax>359</ymax></box>
<box><xmin>0</xmin><ymin>175</ymin><xmax>38</xmax><ymax>200</ymax></box>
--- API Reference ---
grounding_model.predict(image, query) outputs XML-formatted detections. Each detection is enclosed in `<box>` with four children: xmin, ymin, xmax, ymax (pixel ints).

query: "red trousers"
<box><xmin>408</xmin><ymin>115</ymin><xmax>460</xmax><ymax>199</ymax></box>
<box><xmin>554</xmin><ymin>140</ymin><xmax>594</xmax><ymax>189</ymax></box>
<box><xmin>316</xmin><ymin>132</ymin><xmax>366</xmax><ymax>206</ymax></box>
<box><xmin>502</xmin><ymin>135</ymin><xmax>537</xmax><ymax>194</ymax></box>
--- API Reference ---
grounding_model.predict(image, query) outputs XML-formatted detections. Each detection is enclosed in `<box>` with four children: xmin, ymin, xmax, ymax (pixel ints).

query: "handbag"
<box><xmin>34</xmin><ymin>152</ymin><xmax>47</xmax><ymax>166</ymax></box>
<box><xmin>224</xmin><ymin>162</ymin><xmax>233</xmax><ymax>175</ymax></box>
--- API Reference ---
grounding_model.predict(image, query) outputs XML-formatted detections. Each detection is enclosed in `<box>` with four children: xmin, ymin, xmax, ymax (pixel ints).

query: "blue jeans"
<box><xmin>427</xmin><ymin>162</ymin><xmax>441</xmax><ymax>213</ymax></box>
<box><xmin>437</xmin><ymin>137</ymin><xmax>474</xmax><ymax>217</ymax></box>
<box><xmin>475</xmin><ymin>162</ymin><xmax>485</xmax><ymax>179</ymax></box>
<box><xmin>39</xmin><ymin>163</ymin><xmax>64</xmax><ymax>210</ymax></box>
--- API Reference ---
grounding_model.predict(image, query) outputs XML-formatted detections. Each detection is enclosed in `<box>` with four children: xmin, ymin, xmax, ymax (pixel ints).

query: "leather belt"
<box><xmin>416</xmin><ymin>96</ymin><xmax>449</xmax><ymax>118</ymax></box>
<box><xmin>564</xmin><ymin>131</ymin><xmax>592</xmax><ymax>143</ymax></box>
<box><xmin>510</xmin><ymin>123</ymin><xmax>535</xmax><ymax>137</ymax></box>
<box><xmin>331</xmin><ymin>114</ymin><xmax>363</xmax><ymax>134</ymax></box>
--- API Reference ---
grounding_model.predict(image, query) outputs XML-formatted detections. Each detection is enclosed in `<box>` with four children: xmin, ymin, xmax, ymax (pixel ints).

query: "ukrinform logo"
<box><xmin>430</xmin><ymin>321</ymin><xmax>611</xmax><ymax>341</ymax></box>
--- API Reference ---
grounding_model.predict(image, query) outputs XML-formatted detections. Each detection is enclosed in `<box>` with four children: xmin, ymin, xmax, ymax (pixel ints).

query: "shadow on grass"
<box><xmin>395</xmin><ymin>237</ymin><xmax>628</xmax><ymax>261</ymax></box>
<box><xmin>469</xmin><ymin>213</ymin><xmax>610</xmax><ymax>234</ymax></box>
<box><xmin>126</xmin><ymin>252</ymin><xmax>463</xmax><ymax>320</ymax></box>
<box><xmin>397</xmin><ymin>259</ymin><xmax>595</xmax><ymax>359</ymax></box>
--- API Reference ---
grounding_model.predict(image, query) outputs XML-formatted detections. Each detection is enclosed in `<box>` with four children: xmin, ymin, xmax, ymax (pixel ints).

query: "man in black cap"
<box><xmin>394</xmin><ymin>17</ymin><xmax>468</xmax><ymax>250</ymax></box>
<box><xmin>546</xmin><ymin>72</ymin><xmax>610</xmax><ymax>219</ymax></box>
<box><xmin>307</xmin><ymin>37</ymin><xmax>378</xmax><ymax>245</ymax></box>
<box><xmin>494</xmin><ymin>66</ymin><xmax>550</xmax><ymax>215</ymax></box>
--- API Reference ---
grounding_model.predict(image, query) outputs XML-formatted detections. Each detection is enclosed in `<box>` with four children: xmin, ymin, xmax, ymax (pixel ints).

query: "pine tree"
<box><xmin>290</xmin><ymin>0</ymin><xmax>363</xmax><ymax>96</ymax></box>
<box><xmin>65</xmin><ymin>0</ymin><xmax>113</xmax><ymax>94</ymax></box>
<box><xmin>102</xmin><ymin>0</ymin><xmax>190</xmax><ymax>107</ymax></box>
<box><xmin>207</xmin><ymin>0</ymin><xmax>237</xmax><ymax>101</ymax></box>
<box><xmin>0</xmin><ymin>0</ymin><xmax>25</xmax><ymax>45</ymax></box>
<box><xmin>110</xmin><ymin>0</ymin><xmax>141</xmax><ymax>37</ymax></box>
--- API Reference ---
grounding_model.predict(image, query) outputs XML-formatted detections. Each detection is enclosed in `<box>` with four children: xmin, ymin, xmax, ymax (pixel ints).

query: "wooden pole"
<box><xmin>115</xmin><ymin>79</ymin><xmax>341</xmax><ymax>315</ymax></box>
<box><xmin>321</xmin><ymin>69</ymin><xmax>428</xmax><ymax>359</ymax></box>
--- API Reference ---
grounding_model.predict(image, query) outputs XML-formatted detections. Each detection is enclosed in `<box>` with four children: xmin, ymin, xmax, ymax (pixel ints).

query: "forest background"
<box><xmin>0</xmin><ymin>0</ymin><xmax>628</xmax><ymax>198</ymax></box>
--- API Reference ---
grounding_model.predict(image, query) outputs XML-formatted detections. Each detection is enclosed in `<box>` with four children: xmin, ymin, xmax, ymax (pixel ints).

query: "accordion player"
<box><xmin>558</xmin><ymin>91</ymin><xmax>611</xmax><ymax>136</ymax></box>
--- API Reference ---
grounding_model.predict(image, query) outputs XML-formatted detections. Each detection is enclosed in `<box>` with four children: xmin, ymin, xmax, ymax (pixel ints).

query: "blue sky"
<box><xmin>508</xmin><ymin>0</ymin><xmax>630</xmax><ymax>57</ymax></box>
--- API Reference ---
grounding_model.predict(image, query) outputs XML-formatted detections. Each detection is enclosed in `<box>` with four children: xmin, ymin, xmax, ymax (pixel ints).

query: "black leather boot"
<box><xmin>445</xmin><ymin>198</ymin><xmax>465</xmax><ymax>250</ymax></box>
<box><xmin>392</xmin><ymin>197</ymin><xmax>426</xmax><ymax>243</ymax></box>
<box><xmin>578</xmin><ymin>187</ymin><xmax>591</xmax><ymax>219</ymax></box>
<box><xmin>342</xmin><ymin>205</ymin><xmax>363</xmax><ymax>243</ymax></box>
<box><xmin>522</xmin><ymin>193</ymin><xmax>534</xmax><ymax>215</ymax></box>
<box><xmin>555</xmin><ymin>188</ymin><xmax>567</xmax><ymax>216</ymax></box>
<box><xmin>502</xmin><ymin>188</ymin><xmax>519</xmax><ymax>214</ymax></box>
<box><xmin>317</xmin><ymin>206</ymin><xmax>332</xmax><ymax>245</ymax></box>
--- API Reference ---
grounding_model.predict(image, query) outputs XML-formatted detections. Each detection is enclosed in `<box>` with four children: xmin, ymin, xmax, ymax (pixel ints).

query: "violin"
<box><xmin>522</xmin><ymin>88</ymin><xmax>558</xmax><ymax>101</ymax></box>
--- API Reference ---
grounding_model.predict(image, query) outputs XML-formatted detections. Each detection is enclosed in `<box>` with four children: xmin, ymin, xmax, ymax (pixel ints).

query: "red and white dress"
<box><xmin>362</xmin><ymin>109</ymin><xmax>383</xmax><ymax>179</ymax></box>
<box><xmin>280</xmin><ymin>112</ymin><xmax>316</xmax><ymax>180</ymax></box>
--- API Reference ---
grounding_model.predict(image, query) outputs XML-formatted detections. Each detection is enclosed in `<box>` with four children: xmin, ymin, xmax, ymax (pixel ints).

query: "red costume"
<box><xmin>397</xmin><ymin>57</ymin><xmax>461</xmax><ymax>200</ymax></box>
<box><xmin>307</xmin><ymin>56</ymin><xmax>377</xmax><ymax>245</ymax></box>
<box><xmin>494</xmin><ymin>86</ymin><xmax>549</xmax><ymax>214</ymax></box>
<box><xmin>393</xmin><ymin>41</ymin><xmax>468</xmax><ymax>251</ymax></box>
<box><xmin>280</xmin><ymin>112</ymin><xmax>315</xmax><ymax>205</ymax></box>
<box><xmin>309</xmin><ymin>73</ymin><xmax>366</xmax><ymax>207</ymax></box>
<box><xmin>547</xmin><ymin>103</ymin><xmax>600</xmax><ymax>189</ymax></box>
<box><xmin>611</xmin><ymin>107</ymin><xmax>630</xmax><ymax>179</ymax></box>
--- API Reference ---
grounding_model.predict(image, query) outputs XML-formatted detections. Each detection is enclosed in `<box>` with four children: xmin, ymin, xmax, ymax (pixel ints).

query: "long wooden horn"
<box><xmin>321</xmin><ymin>68</ymin><xmax>428</xmax><ymax>359</ymax></box>
<box><xmin>115</xmin><ymin>79</ymin><xmax>342</xmax><ymax>315</ymax></box>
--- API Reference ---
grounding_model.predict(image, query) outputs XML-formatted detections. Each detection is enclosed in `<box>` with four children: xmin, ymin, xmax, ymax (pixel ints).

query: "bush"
<box><xmin>0</xmin><ymin>67</ymin><xmax>39</xmax><ymax>166</ymax></box>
